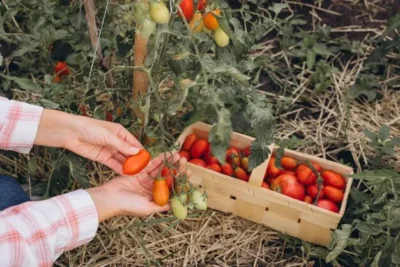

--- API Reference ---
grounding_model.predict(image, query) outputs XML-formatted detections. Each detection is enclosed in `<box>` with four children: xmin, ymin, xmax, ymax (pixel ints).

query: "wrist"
<box><xmin>34</xmin><ymin>109</ymin><xmax>75</xmax><ymax>148</ymax></box>
<box><xmin>86</xmin><ymin>185</ymin><xmax>121</xmax><ymax>223</ymax></box>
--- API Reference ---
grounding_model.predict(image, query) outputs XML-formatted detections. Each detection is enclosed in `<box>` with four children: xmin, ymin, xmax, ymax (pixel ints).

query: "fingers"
<box><xmin>120</xmin><ymin>128</ymin><xmax>144</xmax><ymax>149</ymax></box>
<box><xmin>146</xmin><ymin>202</ymin><xmax>171</xmax><ymax>215</ymax></box>
<box><xmin>103</xmin><ymin>158</ymin><xmax>124</xmax><ymax>174</ymax></box>
<box><xmin>146</xmin><ymin>152</ymin><xmax>180</xmax><ymax>178</ymax></box>
<box><xmin>105</xmin><ymin>129</ymin><xmax>141</xmax><ymax>156</ymax></box>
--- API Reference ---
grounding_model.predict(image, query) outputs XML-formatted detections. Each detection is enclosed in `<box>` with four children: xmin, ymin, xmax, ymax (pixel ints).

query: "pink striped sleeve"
<box><xmin>0</xmin><ymin>190</ymin><xmax>99</xmax><ymax>267</ymax></box>
<box><xmin>0</xmin><ymin>96</ymin><xmax>43</xmax><ymax>154</ymax></box>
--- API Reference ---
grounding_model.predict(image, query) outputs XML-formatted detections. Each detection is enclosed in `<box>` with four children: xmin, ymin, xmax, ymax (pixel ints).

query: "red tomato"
<box><xmin>204</xmin><ymin>152</ymin><xmax>219</xmax><ymax>165</ymax></box>
<box><xmin>323</xmin><ymin>186</ymin><xmax>344</xmax><ymax>203</ymax></box>
<box><xmin>281</xmin><ymin>157</ymin><xmax>297</xmax><ymax>169</ymax></box>
<box><xmin>189</xmin><ymin>158</ymin><xmax>207</xmax><ymax>167</ymax></box>
<box><xmin>190</xmin><ymin>139</ymin><xmax>209</xmax><ymax>158</ymax></box>
<box><xmin>312</xmin><ymin>162</ymin><xmax>322</xmax><ymax>172</ymax></box>
<box><xmin>179</xmin><ymin>0</ymin><xmax>194</xmax><ymax>21</ymax></box>
<box><xmin>304</xmin><ymin>195</ymin><xmax>313</xmax><ymax>204</ymax></box>
<box><xmin>261</xmin><ymin>181</ymin><xmax>270</xmax><ymax>190</ymax></box>
<box><xmin>267</xmin><ymin>157</ymin><xmax>280</xmax><ymax>177</ymax></box>
<box><xmin>243</xmin><ymin>146</ymin><xmax>250</xmax><ymax>157</ymax></box>
<box><xmin>221</xmin><ymin>162</ymin><xmax>233</xmax><ymax>176</ymax></box>
<box><xmin>241</xmin><ymin>157</ymin><xmax>249</xmax><ymax>172</ymax></box>
<box><xmin>226</xmin><ymin>147</ymin><xmax>241</xmax><ymax>167</ymax></box>
<box><xmin>206</xmin><ymin>163</ymin><xmax>221</xmax><ymax>173</ymax></box>
<box><xmin>54</xmin><ymin>61</ymin><xmax>70</xmax><ymax>76</ymax></box>
<box><xmin>279</xmin><ymin>169</ymin><xmax>295</xmax><ymax>176</ymax></box>
<box><xmin>306</xmin><ymin>185</ymin><xmax>324</xmax><ymax>199</ymax></box>
<box><xmin>322</xmin><ymin>170</ymin><xmax>346</xmax><ymax>189</ymax></box>
<box><xmin>161</xmin><ymin>166</ymin><xmax>178</xmax><ymax>178</ymax></box>
<box><xmin>196</xmin><ymin>0</ymin><xmax>207</xmax><ymax>11</ymax></box>
<box><xmin>106</xmin><ymin>112</ymin><xmax>113</xmax><ymax>122</ymax></box>
<box><xmin>269</xmin><ymin>177</ymin><xmax>281</xmax><ymax>191</ymax></box>
<box><xmin>153</xmin><ymin>177</ymin><xmax>170</xmax><ymax>206</ymax></box>
<box><xmin>183</xmin><ymin>133</ymin><xmax>197</xmax><ymax>151</ymax></box>
<box><xmin>296</xmin><ymin>164</ymin><xmax>317</xmax><ymax>186</ymax></box>
<box><xmin>123</xmin><ymin>150</ymin><xmax>151</xmax><ymax>175</ymax></box>
<box><xmin>163</xmin><ymin>174</ymin><xmax>173</xmax><ymax>189</ymax></box>
<box><xmin>53</xmin><ymin>75</ymin><xmax>62</xmax><ymax>83</ymax></box>
<box><xmin>281</xmin><ymin>181</ymin><xmax>305</xmax><ymax>201</ymax></box>
<box><xmin>270</xmin><ymin>174</ymin><xmax>297</xmax><ymax>191</ymax></box>
<box><xmin>234</xmin><ymin>167</ymin><xmax>249</xmax><ymax>182</ymax></box>
<box><xmin>317</xmin><ymin>199</ymin><xmax>339</xmax><ymax>213</ymax></box>
<box><xmin>179</xmin><ymin>150</ymin><xmax>190</xmax><ymax>160</ymax></box>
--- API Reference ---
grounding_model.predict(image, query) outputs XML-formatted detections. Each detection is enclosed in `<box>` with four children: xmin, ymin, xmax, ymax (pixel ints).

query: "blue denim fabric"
<box><xmin>0</xmin><ymin>175</ymin><xmax>30</xmax><ymax>211</ymax></box>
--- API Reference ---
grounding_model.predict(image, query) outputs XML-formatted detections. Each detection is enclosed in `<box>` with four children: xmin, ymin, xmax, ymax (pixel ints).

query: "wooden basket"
<box><xmin>174</xmin><ymin>122</ymin><xmax>353</xmax><ymax>246</ymax></box>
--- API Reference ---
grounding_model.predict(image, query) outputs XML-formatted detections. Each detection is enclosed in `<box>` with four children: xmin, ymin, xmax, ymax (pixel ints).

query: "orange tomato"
<box><xmin>123</xmin><ymin>150</ymin><xmax>151</xmax><ymax>175</ymax></box>
<box><xmin>54</xmin><ymin>61</ymin><xmax>70</xmax><ymax>76</ymax></box>
<box><xmin>296</xmin><ymin>164</ymin><xmax>317</xmax><ymax>186</ymax></box>
<box><xmin>183</xmin><ymin>133</ymin><xmax>197</xmax><ymax>151</ymax></box>
<box><xmin>234</xmin><ymin>167</ymin><xmax>249</xmax><ymax>182</ymax></box>
<box><xmin>189</xmin><ymin>158</ymin><xmax>207</xmax><ymax>167</ymax></box>
<box><xmin>153</xmin><ymin>177</ymin><xmax>170</xmax><ymax>206</ymax></box>
<box><xmin>261</xmin><ymin>181</ymin><xmax>270</xmax><ymax>190</ymax></box>
<box><xmin>206</xmin><ymin>163</ymin><xmax>221</xmax><ymax>173</ymax></box>
<box><xmin>281</xmin><ymin>157</ymin><xmax>297</xmax><ymax>169</ymax></box>
<box><xmin>304</xmin><ymin>195</ymin><xmax>313</xmax><ymax>204</ymax></box>
<box><xmin>53</xmin><ymin>75</ymin><xmax>62</xmax><ymax>83</ymax></box>
<box><xmin>241</xmin><ymin>157</ymin><xmax>249</xmax><ymax>172</ymax></box>
<box><xmin>322</xmin><ymin>170</ymin><xmax>346</xmax><ymax>189</ymax></box>
<box><xmin>279</xmin><ymin>169</ymin><xmax>295</xmax><ymax>176</ymax></box>
<box><xmin>306</xmin><ymin>185</ymin><xmax>324</xmax><ymax>199</ymax></box>
<box><xmin>203</xmin><ymin>9</ymin><xmax>221</xmax><ymax>31</ymax></box>
<box><xmin>190</xmin><ymin>139</ymin><xmax>209</xmax><ymax>158</ymax></box>
<box><xmin>179</xmin><ymin>150</ymin><xmax>190</xmax><ymax>160</ymax></box>
<box><xmin>323</xmin><ymin>186</ymin><xmax>344</xmax><ymax>203</ymax></box>
<box><xmin>226</xmin><ymin>147</ymin><xmax>241</xmax><ymax>167</ymax></box>
<box><xmin>221</xmin><ymin>162</ymin><xmax>233</xmax><ymax>176</ymax></box>
<box><xmin>267</xmin><ymin>157</ymin><xmax>280</xmax><ymax>177</ymax></box>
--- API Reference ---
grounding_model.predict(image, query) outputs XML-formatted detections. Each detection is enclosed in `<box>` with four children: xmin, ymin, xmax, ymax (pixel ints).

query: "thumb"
<box><xmin>105</xmin><ymin>131</ymin><xmax>140</xmax><ymax>156</ymax></box>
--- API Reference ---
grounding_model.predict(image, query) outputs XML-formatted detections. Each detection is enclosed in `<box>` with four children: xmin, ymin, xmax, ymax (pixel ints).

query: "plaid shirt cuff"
<box><xmin>0</xmin><ymin>97</ymin><xmax>43</xmax><ymax>154</ymax></box>
<box><xmin>0</xmin><ymin>189</ymin><xmax>99</xmax><ymax>266</ymax></box>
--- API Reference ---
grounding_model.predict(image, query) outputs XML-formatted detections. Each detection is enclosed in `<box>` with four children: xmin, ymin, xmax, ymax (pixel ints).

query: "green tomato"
<box><xmin>214</xmin><ymin>27</ymin><xmax>229</xmax><ymax>48</ymax></box>
<box><xmin>149</xmin><ymin>2</ymin><xmax>170</xmax><ymax>24</ymax></box>
<box><xmin>171</xmin><ymin>196</ymin><xmax>188</xmax><ymax>220</ymax></box>
<box><xmin>140</xmin><ymin>18</ymin><xmax>156</xmax><ymax>39</ymax></box>
<box><xmin>189</xmin><ymin>189</ymin><xmax>207</xmax><ymax>210</ymax></box>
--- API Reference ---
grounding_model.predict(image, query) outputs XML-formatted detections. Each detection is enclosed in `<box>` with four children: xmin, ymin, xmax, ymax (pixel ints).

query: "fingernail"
<box><xmin>130</xmin><ymin>147</ymin><xmax>140</xmax><ymax>154</ymax></box>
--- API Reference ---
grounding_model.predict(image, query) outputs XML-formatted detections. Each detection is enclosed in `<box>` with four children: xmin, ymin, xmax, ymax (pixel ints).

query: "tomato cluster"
<box><xmin>180</xmin><ymin>133</ymin><xmax>253</xmax><ymax>182</ymax></box>
<box><xmin>53</xmin><ymin>61</ymin><xmax>70</xmax><ymax>83</ymax></box>
<box><xmin>264</xmin><ymin>156</ymin><xmax>346</xmax><ymax>213</ymax></box>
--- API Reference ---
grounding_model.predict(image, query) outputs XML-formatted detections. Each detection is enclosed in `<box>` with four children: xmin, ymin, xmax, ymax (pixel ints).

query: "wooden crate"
<box><xmin>174</xmin><ymin>122</ymin><xmax>353</xmax><ymax>246</ymax></box>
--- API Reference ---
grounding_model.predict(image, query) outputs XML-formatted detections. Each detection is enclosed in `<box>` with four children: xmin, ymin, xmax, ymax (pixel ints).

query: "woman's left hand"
<box><xmin>34</xmin><ymin>109</ymin><xmax>144</xmax><ymax>174</ymax></box>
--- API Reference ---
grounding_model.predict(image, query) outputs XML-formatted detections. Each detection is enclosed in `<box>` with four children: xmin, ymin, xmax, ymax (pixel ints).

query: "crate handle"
<box><xmin>247</xmin><ymin>143</ymin><xmax>274</xmax><ymax>188</ymax></box>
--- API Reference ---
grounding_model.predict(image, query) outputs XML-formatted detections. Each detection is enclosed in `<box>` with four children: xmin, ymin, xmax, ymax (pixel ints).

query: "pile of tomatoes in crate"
<box><xmin>265</xmin><ymin>157</ymin><xmax>346</xmax><ymax>213</ymax></box>
<box><xmin>180</xmin><ymin>133</ymin><xmax>346</xmax><ymax>214</ymax></box>
<box><xmin>179</xmin><ymin>133</ymin><xmax>254</xmax><ymax>182</ymax></box>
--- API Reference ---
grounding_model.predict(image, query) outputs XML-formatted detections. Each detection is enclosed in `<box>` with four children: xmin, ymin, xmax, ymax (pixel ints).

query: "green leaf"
<box><xmin>167</xmin><ymin>80</ymin><xmax>195</xmax><ymax>115</ymax></box>
<box><xmin>269</xmin><ymin>3</ymin><xmax>288</xmax><ymax>15</ymax></box>
<box><xmin>378</xmin><ymin>124</ymin><xmax>391</xmax><ymax>141</ymax></box>
<box><xmin>28</xmin><ymin>157</ymin><xmax>38</xmax><ymax>177</ymax></box>
<box><xmin>306</xmin><ymin>50</ymin><xmax>316</xmax><ymax>69</ymax></box>
<box><xmin>326</xmin><ymin>224</ymin><xmax>352</xmax><ymax>263</ymax></box>
<box><xmin>383</xmin><ymin>14</ymin><xmax>400</xmax><ymax>37</ymax></box>
<box><xmin>68</xmin><ymin>156</ymin><xmax>89</xmax><ymax>189</ymax></box>
<box><xmin>93</xmin><ymin>106</ymin><xmax>106</xmax><ymax>120</ymax></box>
<box><xmin>274</xmin><ymin>147</ymin><xmax>284</xmax><ymax>169</ymax></box>
<box><xmin>371</xmin><ymin>251</ymin><xmax>382</xmax><ymax>267</ymax></box>
<box><xmin>349</xmin><ymin>170</ymin><xmax>400</xmax><ymax>181</ymax></box>
<box><xmin>356</xmin><ymin>222</ymin><xmax>383</xmax><ymax>235</ymax></box>
<box><xmin>364</xmin><ymin>129</ymin><xmax>378</xmax><ymax>142</ymax></box>
<box><xmin>0</xmin><ymin>74</ymin><xmax>42</xmax><ymax>92</ymax></box>
<box><xmin>313</xmin><ymin>43</ymin><xmax>331</xmax><ymax>56</ymax></box>
<box><xmin>182</xmin><ymin>108</ymin><xmax>216</xmax><ymax>127</ymax></box>
<box><xmin>40</xmin><ymin>99</ymin><xmax>60</xmax><ymax>109</ymax></box>
<box><xmin>248</xmin><ymin>140</ymin><xmax>271</xmax><ymax>171</ymax></box>
<box><xmin>309</xmin><ymin>247</ymin><xmax>329</xmax><ymax>259</ymax></box>
<box><xmin>209</xmin><ymin>108</ymin><xmax>233</xmax><ymax>165</ymax></box>
<box><xmin>213</xmin><ymin>65</ymin><xmax>250</xmax><ymax>85</ymax></box>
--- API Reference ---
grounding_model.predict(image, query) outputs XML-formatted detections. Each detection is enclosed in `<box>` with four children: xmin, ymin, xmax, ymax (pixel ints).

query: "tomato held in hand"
<box><xmin>267</xmin><ymin>157</ymin><xmax>280</xmax><ymax>177</ymax></box>
<box><xmin>234</xmin><ymin>167</ymin><xmax>249</xmax><ymax>182</ymax></box>
<box><xmin>161</xmin><ymin>166</ymin><xmax>178</xmax><ymax>178</ymax></box>
<box><xmin>178</xmin><ymin>0</ymin><xmax>194</xmax><ymax>21</ymax></box>
<box><xmin>280</xmin><ymin>157</ymin><xmax>297</xmax><ymax>170</ymax></box>
<box><xmin>123</xmin><ymin>150</ymin><xmax>151</xmax><ymax>175</ymax></box>
<box><xmin>206</xmin><ymin>163</ymin><xmax>221</xmax><ymax>173</ymax></box>
<box><xmin>190</xmin><ymin>139</ymin><xmax>209</xmax><ymax>158</ymax></box>
<box><xmin>323</xmin><ymin>186</ymin><xmax>344</xmax><ymax>203</ymax></box>
<box><xmin>322</xmin><ymin>170</ymin><xmax>346</xmax><ymax>189</ymax></box>
<box><xmin>317</xmin><ymin>199</ymin><xmax>339</xmax><ymax>213</ymax></box>
<box><xmin>171</xmin><ymin>196</ymin><xmax>188</xmax><ymax>220</ymax></box>
<box><xmin>179</xmin><ymin>150</ymin><xmax>190</xmax><ymax>160</ymax></box>
<box><xmin>203</xmin><ymin>9</ymin><xmax>221</xmax><ymax>30</ymax></box>
<box><xmin>153</xmin><ymin>177</ymin><xmax>170</xmax><ymax>206</ymax></box>
<box><xmin>296</xmin><ymin>164</ymin><xmax>317</xmax><ymax>186</ymax></box>
<box><xmin>221</xmin><ymin>162</ymin><xmax>233</xmax><ymax>176</ymax></box>
<box><xmin>54</xmin><ymin>61</ymin><xmax>70</xmax><ymax>76</ymax></box>
<box><xmin>189</xmin><ymin>158</ymin><xmax>207</xmax><ymax>167</ymax></box>
<box><xmin>183</xmin><ymin>133</ymin><xmax>197</xmax><ymax>151</ymax></box>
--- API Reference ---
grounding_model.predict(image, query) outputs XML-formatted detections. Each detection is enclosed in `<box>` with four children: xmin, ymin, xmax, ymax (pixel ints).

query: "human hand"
<box><xmin>87</xmin><ymin>152</ymin><xmax>191</xmax><ymax>222</ymax></box>
<box><xmin>34</xmin><ymin>109</ymin><xmax>143</xmax><ymax>174</ymax></box>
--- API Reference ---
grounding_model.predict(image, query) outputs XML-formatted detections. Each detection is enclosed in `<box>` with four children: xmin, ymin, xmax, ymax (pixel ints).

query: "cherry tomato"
<box><xmin>189</xmin><ymin>12</ymin><xmax>204</xmax><ymax>32</ymax></box>
<box><xmin>189</xmin><ymin>158</ymin><xmax>207</xmax><ymax>167</ymax></box>
<box><xmin>296</xmin><ymin>164</ymin><xmax>317</xmax><ymax>186</ymax></box>
<box><xmin>243</xmin><ymin>146</ymin><xmax>250</xmax><ymax>157</ymax></box>
<box><xmin>206</xmin><ymin>163</ymin><xmax>221</xmax><ymax>173</ymax></box>
<box><xmin>54</xmin><ymin>61</ymin><xmax>70</xmax><ymax>76</ymax></box>
<box><xmin>150</xmin><ymin>2</ymin><xmax>170</xmax><ymax>24</ymax></box>
<box><xmin>281</xmin><ymin>157</ymin><xmax>297</xmax><ymax>170</ymax></box>
<box><xmin>190</xmin><ymin>139</ymin><xmax>209</xmax><ymax>158</ymax></box>
<box><xmin>179</xmin><ymin>150</ymin><xmax>190</xmax><ymax>160</ymax></box>
<box><xmin>234</xmin><ymin>167</ymin><xmax>249</xmax><ymax>182</ymax></box>
<box><xmin>322</xmin><ymin>170</ymin><xmax>346</xmax><ymax>189</ymax></box>
<box><xmin>153</xmin><ymin>177</ymin><xmax>169</xmax><ymax>206</ymax></box>
<box><xmin>317</xmin><ymin>199</ymin><xmax>339</xmax><ymax>213</ymax></box>
<box><xmin>304</xmin><ymin>195</ymin><xmax>313</xmax><ymax>204</ymax></box>
<box><xmin>161</xmin><ymin>166</ymin><xmax>178</xmax><ymax>178</ymax></box>
<box><xmin>204</xmin><ymin>153</ymin><xmax>219</xmax><ymax>165</ymax></box>
<box><xmin>214</xmin><ymin>27</ymin><xmax>229</xmax><ymax>47</ymax></box>
<box><xmin>196</xmin><ymin>0</ymin><xmax>207</xmax><ymax>11</ymax></box>
<box><xmin>179</xmin><ymin>0</ymin><xmax>194</xmax><ymax>21</ymax></box>
<box><xmin>323</xmin><ymin>186</ymin><xmax>344</xmax><ymax>203</ymax></box>
<box><xmin>267</xmin><ymin>157</ymin><xmax>280</xmax><ymax>177</ymax></box>
<box><xmin>203</xmin><ymin>9</ymin><xmax>221</xmax><ymax>30</ymax></box>
<box><xmin>221</xmin><ymin>162</ymin><xmax>233</xmax><ymax>176</ymax></box>
<box><xmin>306</xmin><ymin>185</ymin><xmax>324</xmax><ymax>199</ymax></box>
<box><xmin>226</xmin><ymin>147</ymin><xmax>241</xmax><ymax>167</ymax></box>
<box><xmin>261</xmin><ymin>181</ymin><xmax>270</xmax><ymax>190</ymax></box>
<box><xmin>183</xmin><ymin>133</ymin><xmax>197</xmax><ymax>151</ymax></box>
<box><xmin>241</xmin><ymin>157</ymin><xmax>249</xmax><ymax>172</ymax></box>
<box><xmin>123</xmin><ymin>150</ymin><xmax>151</xmax><ymax>175</ymax></box>
<box><xmin>171</xmin><ymin>196</ymin><xmax>188</xmax><ymax>220</ymax></box>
